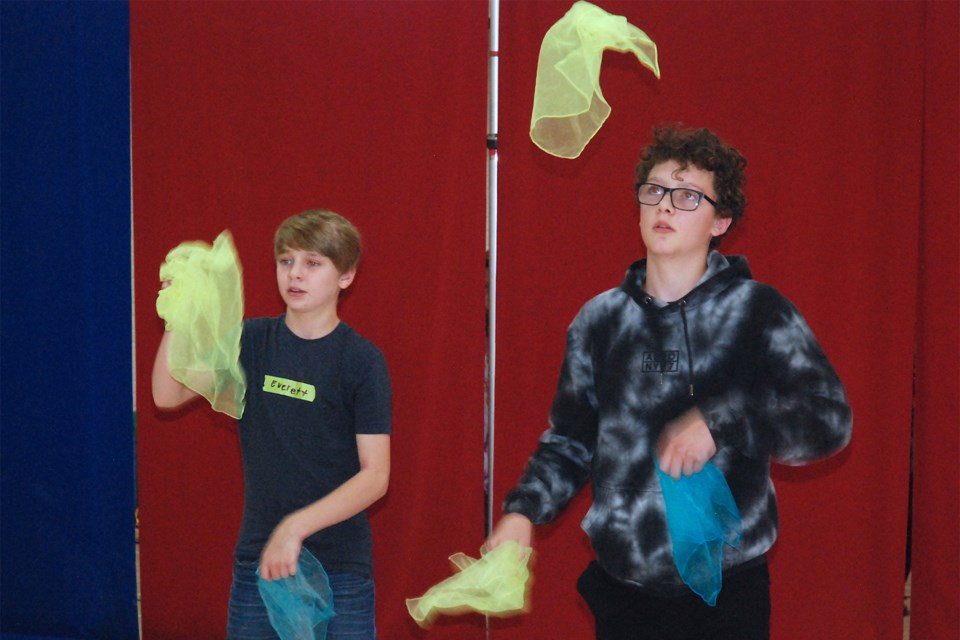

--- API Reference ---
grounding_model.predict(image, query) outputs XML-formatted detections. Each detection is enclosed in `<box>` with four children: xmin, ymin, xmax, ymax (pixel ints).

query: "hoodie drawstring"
<box><xmin>679</xmin><ymin>300</ymin><xmax>695</xmax><ymax>397</ymax></box>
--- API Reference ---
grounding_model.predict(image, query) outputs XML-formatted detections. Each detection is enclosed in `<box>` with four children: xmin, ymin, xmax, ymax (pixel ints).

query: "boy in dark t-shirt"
<box><xmin>153</xmin><ymin>210</ymin><xmax>391</xmax><ymax>639</ymax></box>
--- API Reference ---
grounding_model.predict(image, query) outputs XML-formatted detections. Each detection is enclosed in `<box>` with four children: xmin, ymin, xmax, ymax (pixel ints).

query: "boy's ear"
<box><xmin>711</xmin><ymin>216</ymin><xmax>733</xmax><ymax>237</ymax></box>
<box><xmin>338</xmin><ymin>269</ymin><xmax>357</xmax><ymax>290</ymax></box>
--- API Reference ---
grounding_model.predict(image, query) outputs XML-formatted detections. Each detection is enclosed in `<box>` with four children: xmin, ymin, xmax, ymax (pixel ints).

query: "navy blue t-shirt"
<box><xmin>236</xmin><ymin>316</ymin><xmax>392</xmax><ymax>576</ymax></box>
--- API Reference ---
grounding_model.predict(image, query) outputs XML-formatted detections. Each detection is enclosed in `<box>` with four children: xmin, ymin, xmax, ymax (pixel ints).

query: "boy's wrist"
<box><xmin>292</xmin><ymin>507</ymin><xmax>325</xmax><ymax>543</ymax></box>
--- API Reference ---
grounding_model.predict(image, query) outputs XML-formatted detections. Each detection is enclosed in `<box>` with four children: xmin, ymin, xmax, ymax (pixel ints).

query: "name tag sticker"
<box><xmin>263</xmin><ymin>375</ymin><xmax>316</xmax><ymax>402</ymax></box>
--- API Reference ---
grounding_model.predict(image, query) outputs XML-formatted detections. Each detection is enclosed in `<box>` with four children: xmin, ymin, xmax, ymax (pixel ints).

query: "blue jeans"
<box><xmin>227</xmin><ymin>557</ymin><xmax>377</xmax><ymax>639</ymax></box>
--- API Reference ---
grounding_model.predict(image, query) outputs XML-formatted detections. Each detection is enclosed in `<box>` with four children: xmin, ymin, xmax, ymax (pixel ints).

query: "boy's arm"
<box><xmin>259</xmin><ymin>433</ymin><xmax>390</xmax><ymax>581</ymax></box>
<box><xmin>700</xmin><ymin>295</ymin><xmax>852</xmax><ymax>464</ymax></box>
<box><xmin>151</xmin><ymin>330</ymin><xmax>201</xmax><ymax>409</ymax></box>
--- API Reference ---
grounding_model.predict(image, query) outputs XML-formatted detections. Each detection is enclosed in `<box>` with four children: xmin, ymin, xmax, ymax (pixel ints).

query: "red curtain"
<box><xmin>131</xmin><ymin>2</ymin><xmax>487</xmax><ymax>638</ymax></box>
<box><xmin>131</xmin><ymin>2</ymin><xmax>957</xmax><ymax>639</ymax></box>
<box><xmin>493</xmin><ymin>2</ymin><xmax>953</xmax><ymax>639</ymax></box>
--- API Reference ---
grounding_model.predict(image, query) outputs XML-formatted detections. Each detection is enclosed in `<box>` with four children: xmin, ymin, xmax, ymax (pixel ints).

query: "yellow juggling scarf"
<box><xmin>156</xmin><ymin>230</ymin><xmax>246</xmax><ymax>419</ymax></box>
<box><xmin>406</xmin><ymin>542</ymin><xmax>532</xmax><ymax>628</ymax></box>
<box><xmin>530</xmin><ymin>1</ymin><xmax>661</xmax><ymax>159</ymax></box>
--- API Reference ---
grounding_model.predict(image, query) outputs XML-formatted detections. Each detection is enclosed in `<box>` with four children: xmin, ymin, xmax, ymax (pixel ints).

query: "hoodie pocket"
<box><xmin>581</xmin><ymin>480</ymin><xmax>672</xmax><ymax>581</ymax></box>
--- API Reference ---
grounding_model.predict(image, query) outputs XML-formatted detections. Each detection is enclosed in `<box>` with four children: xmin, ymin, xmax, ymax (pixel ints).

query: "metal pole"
<box><xmin>484</xmin><ymin>5</ymin><xmax>500</xmax><ymax>637</ymax></box>
<box><xmin>485</xmin><ymin>0</ymin><xmax>500</xmax><ymax>541</ymax></box>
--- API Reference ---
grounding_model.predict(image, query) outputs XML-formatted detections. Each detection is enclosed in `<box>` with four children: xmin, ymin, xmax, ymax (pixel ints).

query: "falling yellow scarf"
<box><xmin>531</xmin><ymin>1</ymin><xmax>660</xmax><ymax>158</ymax></box>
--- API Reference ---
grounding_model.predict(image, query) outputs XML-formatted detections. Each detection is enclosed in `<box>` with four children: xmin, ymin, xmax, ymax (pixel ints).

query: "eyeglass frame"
<box><xmin>637</xmin><ymin>183</ymin><xmax>718</xmax><ymax>211</ymax></box>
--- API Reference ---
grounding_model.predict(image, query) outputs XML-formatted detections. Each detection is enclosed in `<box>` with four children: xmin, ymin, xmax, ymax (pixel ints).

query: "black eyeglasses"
<box><xmin>637</xmin><ymin>183</ymin><xmax>717</xmax><ymax>211</ymax></box>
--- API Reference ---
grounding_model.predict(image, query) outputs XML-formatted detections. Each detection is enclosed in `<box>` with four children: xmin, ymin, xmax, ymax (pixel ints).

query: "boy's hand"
<box><xmin>657</xmin><ymin>407</ymin><xmax>717</xmax><ymax>480</ymax></box>
<box><xmin>485</xmin><ymin>513</ymin><xmax>533</xmax><ymax>560</ymax></box>
<box><xmin>259</xmin><ymin>515</ymin><xmax>305</xmax><ymax>581</ymax></box>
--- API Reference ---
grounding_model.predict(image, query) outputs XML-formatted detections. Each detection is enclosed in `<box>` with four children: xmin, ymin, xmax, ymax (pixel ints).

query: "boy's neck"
<box><xmin>284</xmin><ymin>307</ymin><xmax>341</xmax><ymax>340</ymax></box>
<box><xmin>643</xmin><ymin>252</ymin><xmax>710</xmax><ymax>303</ymax></box>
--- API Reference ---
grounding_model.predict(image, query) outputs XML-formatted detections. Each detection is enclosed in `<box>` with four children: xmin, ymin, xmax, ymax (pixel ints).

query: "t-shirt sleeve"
<box><xmin>350</xmin><ymin>344</ymin><xmax>392</xmax><ymax>435</ymax></box>
<box><xmin>239</xmin><ymin>318</ymin><xmax>265</xmax><ymax>377</ymax></box>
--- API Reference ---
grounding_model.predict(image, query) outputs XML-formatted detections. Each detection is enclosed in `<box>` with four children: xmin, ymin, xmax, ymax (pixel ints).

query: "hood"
<box><xmin>619</xmin><ymin>254</ymin><xmax>753</xmax><ymax>311</ymax></box>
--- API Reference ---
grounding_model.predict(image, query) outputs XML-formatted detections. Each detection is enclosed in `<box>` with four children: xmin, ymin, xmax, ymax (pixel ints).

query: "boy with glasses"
<box><xmin>487</xmin><ymin>125</ymin><xmax>852</xmax><ymax>639</ymax></box>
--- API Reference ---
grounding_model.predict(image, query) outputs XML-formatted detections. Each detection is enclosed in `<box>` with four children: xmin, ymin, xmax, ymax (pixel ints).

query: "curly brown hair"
<box><xmin>634</xmin><ymin>124</ymin><xmax>746</xmax><ymax>248</ymax></box>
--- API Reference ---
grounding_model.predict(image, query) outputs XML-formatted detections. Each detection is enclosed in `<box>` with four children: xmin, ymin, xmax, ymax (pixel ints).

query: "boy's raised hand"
<box><xmin>656</xmin><ymin>407</ymin><xmax>717</xmax><ymax>480</ymax></box>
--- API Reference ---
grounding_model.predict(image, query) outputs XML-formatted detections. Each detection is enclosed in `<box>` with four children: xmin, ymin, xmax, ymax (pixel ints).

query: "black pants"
<box><xmin>576</xmin><ymin>557</ymin><xmax>770</xmax><ymax>640</ymax></box>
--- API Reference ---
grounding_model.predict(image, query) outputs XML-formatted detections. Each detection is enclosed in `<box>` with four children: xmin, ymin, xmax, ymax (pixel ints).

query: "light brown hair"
<box><xmin>273</xmin><ymin>209</ymin><xmax>361</xmax><ymax>274</ymax></box>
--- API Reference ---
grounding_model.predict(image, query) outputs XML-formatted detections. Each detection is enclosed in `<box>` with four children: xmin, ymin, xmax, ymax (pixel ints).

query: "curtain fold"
<box><xmin>910</xmin><ymin>2</ymin><xmax>960</xmax><ymax>638</ymax></box>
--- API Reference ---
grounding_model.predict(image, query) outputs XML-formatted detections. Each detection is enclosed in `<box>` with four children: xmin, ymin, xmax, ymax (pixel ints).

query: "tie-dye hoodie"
<box><xmin>503</xmin><ymin>253</ymin><xmax>852</xmax><ymax>589</ymax></box>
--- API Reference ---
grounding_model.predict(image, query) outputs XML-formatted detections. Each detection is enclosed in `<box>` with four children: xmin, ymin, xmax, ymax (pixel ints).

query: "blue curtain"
<box><xmin>0</xmin><ymin>2</ymin><xmax>138</xmax><ymax>638</ymax></box>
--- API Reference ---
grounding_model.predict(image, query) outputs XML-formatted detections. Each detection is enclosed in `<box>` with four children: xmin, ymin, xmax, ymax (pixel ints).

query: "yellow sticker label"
<box><xmin>262</xmin><ymin>375</ymin><xmax>316</xmax><ymax>402</ymax></box>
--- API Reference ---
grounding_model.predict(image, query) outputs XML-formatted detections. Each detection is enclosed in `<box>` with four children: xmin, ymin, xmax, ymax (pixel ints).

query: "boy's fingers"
<box><xmin>668</xmin><ymin>456</ymin><xmax>682</xmax><ymax>480</ymax></box>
